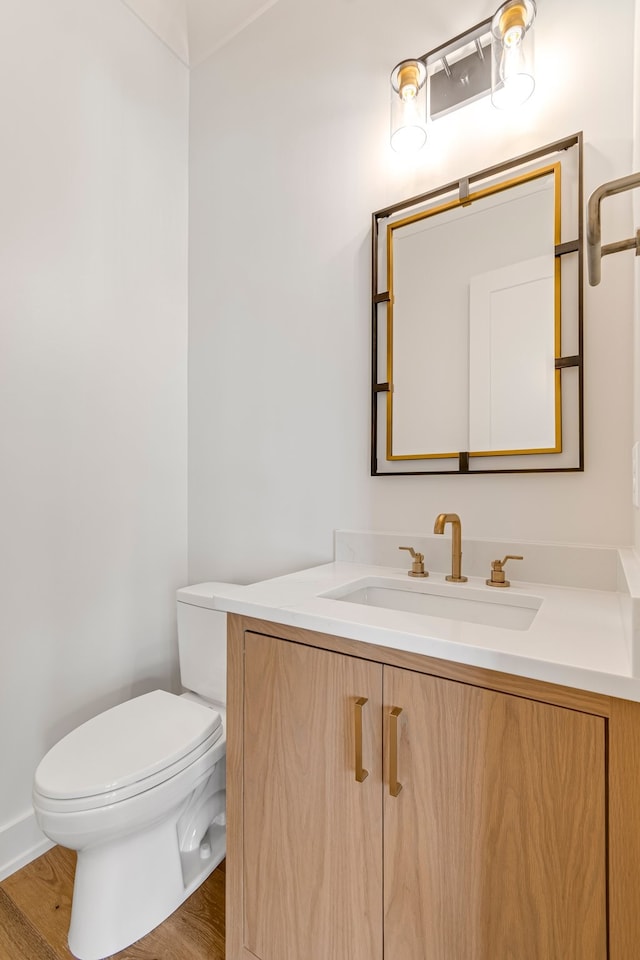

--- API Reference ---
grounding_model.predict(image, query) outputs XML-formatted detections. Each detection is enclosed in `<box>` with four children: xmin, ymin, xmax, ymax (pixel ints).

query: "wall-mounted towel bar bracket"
<box><xmin>587</xmin><ymin>172</ymin><xmax>640</xmax><ymax>286</ymax></box>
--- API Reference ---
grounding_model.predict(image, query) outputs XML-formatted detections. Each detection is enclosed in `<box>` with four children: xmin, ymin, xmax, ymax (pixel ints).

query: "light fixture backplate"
<box><xmin>424</xmin><ymin>18</ymin><xmax>492</xmax><ymax>120</ymax></box>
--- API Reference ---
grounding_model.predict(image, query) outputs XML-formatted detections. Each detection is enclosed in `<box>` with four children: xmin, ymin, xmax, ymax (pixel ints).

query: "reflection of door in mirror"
<box><xmin>388</xmin><ymin>165</ymin><xmax>559</xmax><ymax>460</ymax></box>
<box><xmin>469</xmin><ymin>255</ymin><xmax>558</xmax><ymax>454</ymax></box>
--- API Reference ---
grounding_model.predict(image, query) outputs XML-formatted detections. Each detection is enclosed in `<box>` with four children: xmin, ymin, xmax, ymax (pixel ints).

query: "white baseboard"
<box><xmin>0</xmin><ymin>809</ymin><xmax>54</xmax><ymax>881</ymax></box>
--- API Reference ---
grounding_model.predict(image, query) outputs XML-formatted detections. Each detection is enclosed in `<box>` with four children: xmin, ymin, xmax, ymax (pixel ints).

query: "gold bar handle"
<box><xmin>389</xmin><ymin>706</ymin><xmax>403</xmax><ymax>797</ymax></box>
<box><xmin>354</xmin><ymin>697</ymin><xmax>369</xmax><ymax>783</ymax></box>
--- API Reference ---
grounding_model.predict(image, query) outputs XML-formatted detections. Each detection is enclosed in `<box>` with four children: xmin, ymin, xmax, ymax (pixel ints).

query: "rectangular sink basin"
<box><xmin>322</xmin><ymin>578</ymin><xmax>541</xmax><ymax>631</ymax></box>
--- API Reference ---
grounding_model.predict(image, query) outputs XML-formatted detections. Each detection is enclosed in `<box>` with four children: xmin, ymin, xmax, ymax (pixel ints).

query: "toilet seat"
<box><xmin>32</xmin><ymin>732</ymin><xmax>226</xmax><ymax>855</ymax></box>
<box><xmin>34</xmin><ymin>690</ymin><xmax>222</xmax><ymax>812</ymax></box>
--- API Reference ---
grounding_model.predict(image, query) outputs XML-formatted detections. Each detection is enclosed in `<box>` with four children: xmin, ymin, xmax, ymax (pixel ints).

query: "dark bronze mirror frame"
<box><xmin>371</xmin><ymin>132</ymin><xmax>583</xmax><ymax>477</ymax></box>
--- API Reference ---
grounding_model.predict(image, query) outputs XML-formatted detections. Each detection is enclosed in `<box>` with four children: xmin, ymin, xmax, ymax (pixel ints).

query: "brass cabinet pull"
<box><xmin>354</xmin><ymin>697</ymin><xmax>369</xmax><ymax>782</ymax></box>
<box><xmin>389</xmin><ymin>706</ymin><xmax>403</xmax><ymax>797</ymax></box>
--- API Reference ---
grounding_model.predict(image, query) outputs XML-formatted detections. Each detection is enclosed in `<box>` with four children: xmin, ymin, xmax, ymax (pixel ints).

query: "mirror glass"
<box><xmin>371</xmin><ymin>134</ymin><xmax>583</xmax><ymax>476</ymax></box>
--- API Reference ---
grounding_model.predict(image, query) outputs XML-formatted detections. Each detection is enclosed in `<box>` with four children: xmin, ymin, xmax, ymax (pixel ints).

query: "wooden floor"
<box><xmin>0</xmin><ymin>846</ymin><xmax>225</xmax><ymax>960</ymax></box>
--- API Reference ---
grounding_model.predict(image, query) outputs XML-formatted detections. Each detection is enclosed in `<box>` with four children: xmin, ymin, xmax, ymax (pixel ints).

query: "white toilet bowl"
<box><xmin>33</xmin><ymin>689</ymin><xmax>226</xmax><ymax>960</ymax></box>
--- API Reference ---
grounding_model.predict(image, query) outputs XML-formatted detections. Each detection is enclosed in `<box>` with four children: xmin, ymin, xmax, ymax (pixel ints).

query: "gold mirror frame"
<box><xmin>371</xmin><ymin>133</ymin><xmax>583</xmax><ymax>476</ymax></box>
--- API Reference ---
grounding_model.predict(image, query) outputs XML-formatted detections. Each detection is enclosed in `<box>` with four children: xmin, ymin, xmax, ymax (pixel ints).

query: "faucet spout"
<box><xmin>433</xmin><ymin>513</ymin><xmax>467</xmax><ymax>583</ymax></box>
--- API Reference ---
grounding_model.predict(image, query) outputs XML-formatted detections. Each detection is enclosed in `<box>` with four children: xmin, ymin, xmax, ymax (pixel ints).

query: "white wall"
<box><xmin>189</xmin><ymin>0</ymin><xmax>637</xmax><ymax>587</ymax></box>
<box><xmin>0</xmin><ymin>0</ymin><xmax>189</xmax><ymax>876</ymax></box>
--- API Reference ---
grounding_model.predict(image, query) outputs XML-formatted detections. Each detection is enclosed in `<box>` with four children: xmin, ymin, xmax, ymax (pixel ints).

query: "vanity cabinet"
<box><xmin>383</xmin><ymin>665</ymin><xmax>605</xmax><ymax>960</ymax></box>
<box><xmin>241</xmin><ymin>631</ymin><xmax>383</xmax><ymax>960</ymax></box>
<box><xmin>227</xmin><ymin>616</ymin><xmax>640</xmax><ymax>960</ymax></box>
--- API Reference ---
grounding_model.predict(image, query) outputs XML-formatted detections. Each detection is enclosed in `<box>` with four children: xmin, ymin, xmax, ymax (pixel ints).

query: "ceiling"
<box><xmin>120</xmin><ymin>0</ymin><xmax>279</xmax><ymax>67</ymax></box>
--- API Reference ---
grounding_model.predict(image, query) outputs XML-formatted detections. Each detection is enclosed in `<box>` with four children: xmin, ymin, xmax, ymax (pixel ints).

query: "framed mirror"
<box><xmin>371</xmin><ymin>133</ymin><xmax>583</xmax><ymax>476</ymax></box>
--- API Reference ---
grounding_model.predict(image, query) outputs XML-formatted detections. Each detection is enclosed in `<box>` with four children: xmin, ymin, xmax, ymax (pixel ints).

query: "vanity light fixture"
<box><xmin>390</xmin><ymin>0</ymin><xmax>537</xmax><ymax>153</ymax></box>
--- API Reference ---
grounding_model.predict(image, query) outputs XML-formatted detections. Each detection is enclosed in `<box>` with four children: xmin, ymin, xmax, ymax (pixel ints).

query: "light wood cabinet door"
<box><xmin>383</xmin><ymin>666</ymin><xmax>607</xmax><ymax>960</ymax></box>
<box><xmin>242</xmin><ymin>632</ymin><xmax>383</xmax><ymax>960</ymax></box>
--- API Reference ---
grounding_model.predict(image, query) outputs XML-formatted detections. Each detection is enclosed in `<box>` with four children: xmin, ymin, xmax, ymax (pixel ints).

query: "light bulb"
<box><xmin>394</xmin><ymin>61</ymin><xmax>424</xmax><ymax>102</ymax></box>
<box><xmin>499</xmin><ymin>5</ymin><xmax>526</xmax><ymax>47</ymax></box>
<box><xmin>503</xmin><ymin>23</ymin><xmax>523</xmax><ymax>46</ymax></box>
<box><xmin>400</xmin><ymin>81</ymin><xmax>418</xmax><ymax>102</ymax></box>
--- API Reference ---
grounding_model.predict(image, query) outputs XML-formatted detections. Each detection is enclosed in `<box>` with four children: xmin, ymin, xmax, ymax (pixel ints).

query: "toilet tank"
<box><xmin>176</xmin><ymin>585</ymin><xmax>227</xmax><ymax>705</ymax></box>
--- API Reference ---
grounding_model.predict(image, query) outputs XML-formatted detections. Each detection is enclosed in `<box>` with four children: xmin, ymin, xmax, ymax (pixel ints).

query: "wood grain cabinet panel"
<box><xmin>228</xmin><ymin>620</ymin><xmax>612</xmax><ymax>960</ymax></box>
<box><xmin>383</xmin><ymin>666</ymin><xmax>607</xmax><ymax>960</ymax></box>
<box><xmin>242</xmin><ymin>632</ymin><xmax>384</xmax><ymax>960</ymax></box>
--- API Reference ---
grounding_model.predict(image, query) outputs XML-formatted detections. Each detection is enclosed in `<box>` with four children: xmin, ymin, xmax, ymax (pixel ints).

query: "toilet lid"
<box><xmin>34</xmin><ymin>690</ymin><xmax>222</xmax><ymax>800</ymax></box>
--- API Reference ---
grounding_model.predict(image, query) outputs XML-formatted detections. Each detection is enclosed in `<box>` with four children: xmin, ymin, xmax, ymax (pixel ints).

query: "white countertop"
<box><xmin>177</xmin><ymin>557</ymin><xmax>640</xmax><ymax>702</ymax></box>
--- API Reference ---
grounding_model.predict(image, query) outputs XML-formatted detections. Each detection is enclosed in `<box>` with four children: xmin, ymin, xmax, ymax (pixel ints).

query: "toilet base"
<box><xmin>67</xmin><ymin>815</ymin><xmax>224</xmax><ymax>960</ymax></box>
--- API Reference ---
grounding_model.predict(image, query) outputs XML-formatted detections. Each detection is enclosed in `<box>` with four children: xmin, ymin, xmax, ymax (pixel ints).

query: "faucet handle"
<box><xmin>486</xmin><ymin>555</ymin><xmax>523</xmax><ymax>588</ymax></box>
<box><xmin>399</xmin><ymin>546</ymin><xmax>428</xmax><ymax>579</ymax></box>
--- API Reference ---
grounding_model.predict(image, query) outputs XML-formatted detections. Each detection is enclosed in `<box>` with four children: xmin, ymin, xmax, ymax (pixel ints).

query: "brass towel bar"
<box><xmin>587</xmin><ymin>172</ymin><xmax>640</xmax><ymax>286</ymax></box>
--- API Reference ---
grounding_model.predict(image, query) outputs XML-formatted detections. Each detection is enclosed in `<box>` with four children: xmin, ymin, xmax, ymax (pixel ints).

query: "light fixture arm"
<box><xmin>587</xmin><ymin>173</ymin><xmax>640</xmax><ymax>286</ymax></box>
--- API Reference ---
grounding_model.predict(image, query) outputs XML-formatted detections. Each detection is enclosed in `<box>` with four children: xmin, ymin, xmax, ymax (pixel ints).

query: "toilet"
<box><xmin>32</xmin><ymin>585</ymin><xmax>226</xmax><ymax>960</ymax></box>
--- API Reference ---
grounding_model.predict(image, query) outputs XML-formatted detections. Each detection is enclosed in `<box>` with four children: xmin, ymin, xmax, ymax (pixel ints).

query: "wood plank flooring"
<box><xmin>0</xmin><ymin>846</ymin><xmax>225</xmax><ymax>960</ymax></box>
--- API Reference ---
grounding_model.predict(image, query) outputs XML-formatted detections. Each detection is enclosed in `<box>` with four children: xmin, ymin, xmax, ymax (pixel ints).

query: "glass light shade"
<box><xmin>390</xmin><ymin>59</ymin><xmax>428</xmax><ymax>153</ymax></box>
<box><xmin>491</xmin><ymin>0</ymin><xmax>536</xmax><ymax>109</ymax></box>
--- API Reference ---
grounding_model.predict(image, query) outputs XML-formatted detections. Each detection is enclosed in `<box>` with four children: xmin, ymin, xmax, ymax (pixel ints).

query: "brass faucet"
<box><xmin>486</xmin><ymin>555</ymin><xmax>523</xmax><ymax>588</ymax></box>
<box><xmin>433</xmin><ymin>513</ymin><xmax>468</xmax><ymax>582</ymax></box>
<box><xmin>399</xmin><ymin>546</ymin><xmax>428</xmax><ymax>578</ymax></box>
